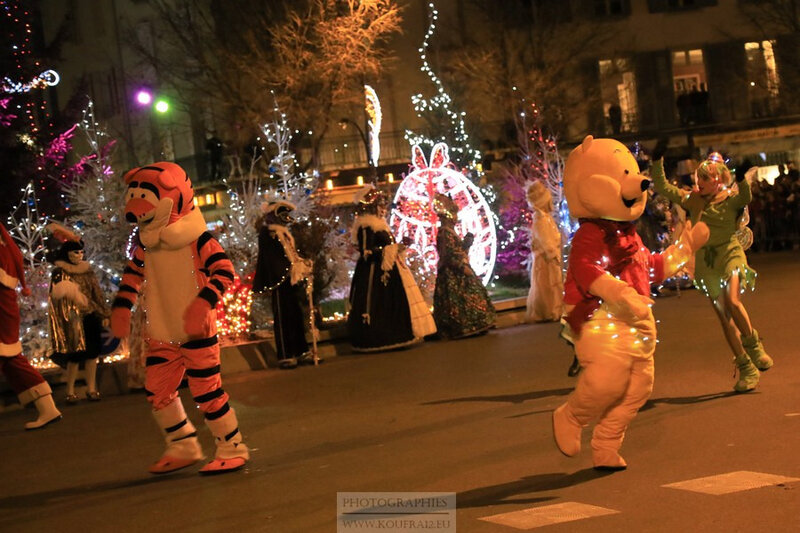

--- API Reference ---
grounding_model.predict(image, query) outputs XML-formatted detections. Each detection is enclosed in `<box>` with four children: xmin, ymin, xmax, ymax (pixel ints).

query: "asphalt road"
<box><xmin>1</xmin><ymin>251</ymin><xmax>798</xmax><ymax>533</ymax></box>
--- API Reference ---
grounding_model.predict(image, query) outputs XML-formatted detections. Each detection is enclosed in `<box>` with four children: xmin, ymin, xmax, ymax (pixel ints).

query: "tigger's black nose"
<box><xmin>125</xmin><ymin>212</ymin><xmax>137</xmax><ymax>223</ymax></box>
<box><xmin>640</xmin><ymin>179</ymin><xmax>651</xmax><ymax>191</ymax></box>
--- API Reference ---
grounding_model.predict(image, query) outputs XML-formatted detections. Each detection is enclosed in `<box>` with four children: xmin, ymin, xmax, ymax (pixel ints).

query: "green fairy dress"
<box><xmin>651</xmin><ymin>160</ymin><xmax>756</xmax><ymax>300</ymax></box>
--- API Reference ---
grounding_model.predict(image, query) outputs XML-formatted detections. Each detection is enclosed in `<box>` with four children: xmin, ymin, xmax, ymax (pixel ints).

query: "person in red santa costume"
<box><xmin>552</xmin><ymin>136</ymin><xmax>709</xmax><ymax>470</ymax></box>
<box><xmin>0</xmin><ymin>222</ymin><xmax>62</xmax><ymax>430</ymax></box>
<box><xmin>111</xmin><ymin>162</ymin><xmax>249</xmax><ymax>475</ymax></box>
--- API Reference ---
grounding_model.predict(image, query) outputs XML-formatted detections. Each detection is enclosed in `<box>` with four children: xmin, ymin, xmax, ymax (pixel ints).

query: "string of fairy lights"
<box><xmin>405</xmin><ymin>1</ymin><xmax>481</xmax><ymax>170</ymax></box>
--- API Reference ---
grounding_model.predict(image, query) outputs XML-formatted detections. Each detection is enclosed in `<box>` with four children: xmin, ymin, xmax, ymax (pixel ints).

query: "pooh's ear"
<box><xmin>581</xmin><ymin>135</ymin><xmax>594</xmax><ymax>153</ymax></box>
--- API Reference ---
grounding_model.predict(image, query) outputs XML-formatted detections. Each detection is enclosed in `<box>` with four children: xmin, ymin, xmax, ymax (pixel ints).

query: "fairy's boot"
<box><xmin>22</xmin><ymin>381</ymin><xmax>62</xmax><ymax>430</ymax></box>
<box><xmin>741</xmin><ymin>329</ymin><xmax>773</xmax><ymax>371</ymax></box>
<box><xmin>149</xmin><ymin>399</ymin><xmax>204</xmax><ymax>474</ymax></box>
<box><xmin>199</xmin><ymin>407</ymin><xmax>249</xmax><ymax>475</ymax></box>
<box><xmin>733</xmin><ymin>352</ymin><xmax>760</xmax><ymax>393</ymax></box>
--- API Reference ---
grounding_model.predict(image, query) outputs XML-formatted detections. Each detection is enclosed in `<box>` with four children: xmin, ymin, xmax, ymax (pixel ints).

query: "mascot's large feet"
<box><xmin>150</xmin><ymin>399</ymin><xmax>204</xmax><ymax>474</ymax></box>
<box><xmin>733</xmin><ymin>353</ymin><xmax>760</xmax><ymax>393</ymax></box>
<box><xmin>198</xmin><ymin>457</ymin><xmax>247</xmax><ymax>475</ymax></box>
<box><xmin>552</xmin><ymin>404</ymin><xmax>581</xmax><ymax>457</ymax></box>
<box><xmin>149</xmin><ymin>455</ymin><xmax>201</xmax><ymax>474</ymax></box>
<box><xmin>592</xmin><ymin>448</ymin><xmax>627</xmax><ymax>472</ymax></box>
<box><xmin>741</xmin><ymin>330</ymin><xmax>773</xmax><ymax>371</ymax></box>
<box><xmin>201</xmin><ymin>407</ymin><xmax>250</xmax><ymax>475</ymax></box>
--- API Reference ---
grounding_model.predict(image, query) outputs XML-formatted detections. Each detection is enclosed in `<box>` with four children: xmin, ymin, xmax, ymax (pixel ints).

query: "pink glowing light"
<box><xmin>135</xmin><ymin>90</ymin><xmax>153</xmax><ymax>106</ymax></box>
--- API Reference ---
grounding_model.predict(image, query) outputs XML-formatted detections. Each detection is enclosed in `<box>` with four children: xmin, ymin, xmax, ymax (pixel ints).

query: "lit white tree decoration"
<box><xmin>389</xmin><ymin>143</ymin><xmax>497</xmax><ymax>289</ymax></box>
<box><xmin>6</xmin><ymin>183</ymin><xmax>52</xmax><ymax>365</ymax></box>
<box><xmin>62</xmin><ymin>100</ymin><xmax>132</xmax><ymax>292</ymax></box>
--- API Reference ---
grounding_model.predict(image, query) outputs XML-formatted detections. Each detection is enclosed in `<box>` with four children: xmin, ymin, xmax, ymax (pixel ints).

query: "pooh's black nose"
<box><xmin>640</xmin><ymin>179</ymin><xmax>651</xmax><ymax>191</ymax></box>
<box><xmin>125</xmin><ymin>212</ymin><xmax>138</xmax><ymax>223</ymax></box>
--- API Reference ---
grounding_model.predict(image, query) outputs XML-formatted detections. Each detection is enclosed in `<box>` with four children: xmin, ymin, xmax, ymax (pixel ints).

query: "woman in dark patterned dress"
<box><xmin>432</xmin><ymin>194</ymin><xmax>496</xmax><ymax>339</ymax></box>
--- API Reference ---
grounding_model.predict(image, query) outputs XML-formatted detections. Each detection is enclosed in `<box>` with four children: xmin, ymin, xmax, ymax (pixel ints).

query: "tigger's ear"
<box><xmin>153</xmin><ymin>162</ymin><xmax>186</xmax><ymax>190</ymax></box>
<box><xmin>123</xmin><ymin>167</ymin><xmax>140</xmax><ymax>184</ymax></box>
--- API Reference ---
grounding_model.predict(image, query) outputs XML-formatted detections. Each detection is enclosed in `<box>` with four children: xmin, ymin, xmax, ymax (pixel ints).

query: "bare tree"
<box><xmin>446</xmin><ymin>1</ymin><xmax>616</xmax><ymax>142</ymax></box>
<box><xmin>130</xmin><ymin>0</ymin><xmax>402</xmax><ymax>168</ymax></box>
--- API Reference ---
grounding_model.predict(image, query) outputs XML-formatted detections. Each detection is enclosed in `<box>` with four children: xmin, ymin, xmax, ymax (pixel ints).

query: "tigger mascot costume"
<box><xmin>111</xmin><ymin>162</ymin><xmax>249</xmax><ymax>475</ymax></box>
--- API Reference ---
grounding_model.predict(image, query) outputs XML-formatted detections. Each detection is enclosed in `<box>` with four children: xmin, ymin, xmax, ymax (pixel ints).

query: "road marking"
<box><xmin>478</xmin><ymin>502</ymin><xmax>619</xmax><ymax>530</ymax></box>
<box><xmin>663</xmin><ymin>471</ymin><xmax>800</xmax><ymax>495</ymax></box>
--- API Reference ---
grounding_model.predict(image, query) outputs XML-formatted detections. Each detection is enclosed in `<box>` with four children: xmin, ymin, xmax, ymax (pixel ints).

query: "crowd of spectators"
<box><xmin>748</xmin><ymin>163</ymin><xmax>800</xmax><ymax>252</ymax></box>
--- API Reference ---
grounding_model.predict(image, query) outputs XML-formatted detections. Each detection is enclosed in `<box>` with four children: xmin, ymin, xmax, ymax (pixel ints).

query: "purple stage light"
<box><xmin>135</xmin><ymin>90</ymin><xmax>153</xmax><ymax>106</ymax></box>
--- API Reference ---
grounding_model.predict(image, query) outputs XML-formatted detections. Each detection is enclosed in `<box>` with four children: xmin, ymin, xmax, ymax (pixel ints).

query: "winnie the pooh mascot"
<box><xmin>552</xmin><ymin>136</ymin><xmax>709</xmax><ymax>470</ymax></box>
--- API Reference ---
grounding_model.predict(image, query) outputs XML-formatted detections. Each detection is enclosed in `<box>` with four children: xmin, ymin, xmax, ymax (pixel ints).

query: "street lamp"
<box><xmin>339</xmin><ymin>117</ymin><xmax>377</xmax><ymax>182</ymax></box>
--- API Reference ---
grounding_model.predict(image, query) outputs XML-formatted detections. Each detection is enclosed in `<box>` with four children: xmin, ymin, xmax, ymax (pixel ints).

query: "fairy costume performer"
<box><xmin>347</xmin><ymin>187</ymin><xmax>435</xmax><ymax>352</ymax></box>
<box><xmin>432</xmin><ymin>194</ymin><xmax>495</xmax><ymax>339</ymax></box>
<box><xmin>652</xmin><ymin>154</ymin><xmax>772</xmax><ymax>392</ymax></box>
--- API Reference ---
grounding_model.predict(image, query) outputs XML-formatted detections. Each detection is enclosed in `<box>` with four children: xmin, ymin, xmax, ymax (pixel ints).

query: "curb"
<box><xmin>1</xmin><ymin>297</ymin><xmax>528</xmax><ymax>411</ymax></box>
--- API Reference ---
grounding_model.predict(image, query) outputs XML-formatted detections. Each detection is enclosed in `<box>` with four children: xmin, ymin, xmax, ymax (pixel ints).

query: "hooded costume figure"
<box><xmin>110</xmin><ymin>162</ymin><xmax>249</xmax><ymax>475</ymax></box>
<box><xmin>552</xmin><ymin>136</ymin><xmax>709</xmax><ymax>471</ymax></box>
<box><xmin>525</xmin><ymin>181</ymin><xmax>564</xmax><ymax>323</ymax></box>
<box><xmin>252</xmin><ymin>200</ymin><xmax>313</xmax><ymax>369</ymax></box>
<box><xmin>0</xmin><ymin>222</ymin><xmax>62</xmax><ymax>430</ymax></box>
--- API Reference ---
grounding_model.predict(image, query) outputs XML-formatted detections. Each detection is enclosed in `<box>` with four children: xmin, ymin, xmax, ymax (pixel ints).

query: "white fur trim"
<box><xmin>396</xmin><ymin>260</ymin><xmax>437</xmax><ymax>338</ymax></box>
<box><xmin>0</xmin><ymin>340</ymin><xmax>23</xmax><ymax>356</ymax></box>
<box><xmin>51</xmin><ymin>279</ymin><xmax>89</xmax><ymax>308</ymax></box>
<box><xmin>54</xmin><ymin>260</ymin><xmax>90</xmax><ymax>274</ymax></box>
<box><xmin>0</xmin><ymin>266</ymin><xmax>19</xmax><ymax>289</ymax></box>
<box><xmin>261</xmin><ymin>200</ymin><xmax>296</xmax><ymax>214</ymax></box>
<box><xmin>350</xmin><ymin>215</ymin><xmax>391</xmax><ymax>245</ymax></box>
<box><xmin>18</xmin><ymin>381</ymin><xmax>52</xmax><ymax>405</ymax></box>
<box><xmin>382</xmin><ymin>243</ymin><xmax>399</xmax><ymax>272</ymax></box>
<box><xmin>145</xmin><ymin>206</ymin><xmax>207</xmax><ymax>251</ymax></box>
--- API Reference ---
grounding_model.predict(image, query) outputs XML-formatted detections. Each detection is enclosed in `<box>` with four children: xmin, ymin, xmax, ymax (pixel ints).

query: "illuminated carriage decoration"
<box><xmin>389</xmin><ymin>143</ymin><xmax>497</xmax><ymax>285</ymax></box>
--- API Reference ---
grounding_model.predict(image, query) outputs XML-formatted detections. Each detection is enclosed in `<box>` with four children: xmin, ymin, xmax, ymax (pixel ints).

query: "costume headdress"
<box><xmin>432</xmin><ymin>193</ymin><xmax>458</xmax><ymax>221</ymax></box>
<box><xmin>45</xmin><ymin>222</ymin><xmax>84</xmax><ymax>263</ymax></box>
<box><xmin>356</xmin><ymin>185</ymin><xmax>389</xmax><ymax>215</ymax></box>
<box><xmin>526</xmin><ymin>181</ymin><xmax>552</xmax><ymax>212</ymax></box>
<box><xmin>696</xmin><ymin>152</ymin><xmax>732</xmax><ymax>188</ymax></box>
<box><xmin>260</xmin><ymin>199</ymin><xmax>296</xmax><ymax>225</ymax></box>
